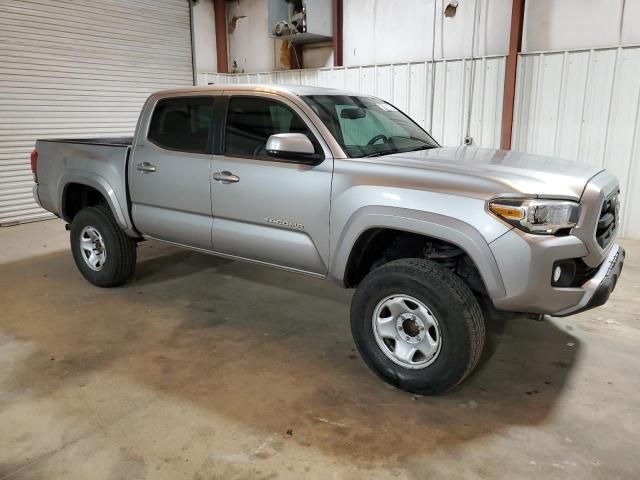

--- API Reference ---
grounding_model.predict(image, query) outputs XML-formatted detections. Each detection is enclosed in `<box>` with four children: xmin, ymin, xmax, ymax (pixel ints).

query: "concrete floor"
<box><xmin>0</xmin><ymin>219</ymin><xmax>639</xmax><ymax>480</ymax></box>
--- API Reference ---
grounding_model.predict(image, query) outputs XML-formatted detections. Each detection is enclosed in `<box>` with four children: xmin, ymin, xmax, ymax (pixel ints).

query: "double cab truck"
<box><xmin>31</xmin><ymin>85</ymin><xmax>625</xmax><ymax>394</ymax></box>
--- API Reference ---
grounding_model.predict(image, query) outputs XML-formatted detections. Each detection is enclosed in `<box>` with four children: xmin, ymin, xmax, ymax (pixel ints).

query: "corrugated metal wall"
<box><xmin>0</xmin><ymin>0</ymin><xmax>194</xmax><ymax>226</ymax></box>
<box><xmin>203</xmin><ymin>55</ymin><xmax>507</xmax><ymax>149</ymax></box>
<box><xmin>513</xmin><ymin>45</ymin><xmax>640</xmax><ymax>239</ymax></box>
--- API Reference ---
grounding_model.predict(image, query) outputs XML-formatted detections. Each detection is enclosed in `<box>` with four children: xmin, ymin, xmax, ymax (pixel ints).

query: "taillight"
<box><xmin>30</xmin><ymin>149</ymin><xmax>38</xmax><ymax>182</ymax></box>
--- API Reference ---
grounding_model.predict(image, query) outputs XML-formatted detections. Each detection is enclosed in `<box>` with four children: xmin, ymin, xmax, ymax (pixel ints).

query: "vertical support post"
<box><xmin>188</xmin><ymin>0</ymin><xmax>197</xmax><ymax>85</ymax></box>
<box><xmin>213</xmin><ymin>0</ymin><xmax>229</xmax><ymax>73</ymax></box>
<box><xmin>333</xmin><ymin>0</ymin><xmax>343</xmax><ymax>67</ymax></box>
<box><xmin>500</xmin><ymin>0</ymin><xmax>525</xmax><ymax>150</ymax></box>
<box><xmin>290</xmin><ymin>43</ymin><xmax>304</xmax><ymax>70</ymax></box>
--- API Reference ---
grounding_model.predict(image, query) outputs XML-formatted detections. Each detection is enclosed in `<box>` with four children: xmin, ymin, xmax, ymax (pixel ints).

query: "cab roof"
<box><xmin>153</xmin><ymin>83</ymin><xmax>365</xmax><ymax>98</ymax></box>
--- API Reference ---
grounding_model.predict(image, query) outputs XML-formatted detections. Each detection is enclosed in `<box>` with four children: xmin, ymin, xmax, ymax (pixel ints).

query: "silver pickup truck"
<box><xmin>32</xmin><ymin>84</ymin><xmax>624</xmax><ymax>394</ymax></box>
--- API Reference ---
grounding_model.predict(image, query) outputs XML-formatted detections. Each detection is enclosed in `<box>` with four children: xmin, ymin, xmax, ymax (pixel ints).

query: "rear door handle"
<box><xmin>136</xmin><ymin>162</ymin><xmax>156</xmax><ymax>173</ymax></box>
<box><xmin>213</xmin><ymin>171</ymin><xmax>240</xmax><ymax>183</ymax></box>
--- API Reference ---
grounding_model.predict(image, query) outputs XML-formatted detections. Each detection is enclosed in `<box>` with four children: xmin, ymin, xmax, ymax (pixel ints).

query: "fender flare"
<box><xmin>58</xmin><ymin>171</ymin><xmax>134</xmax><ymax>233</ymax></box>
<box><xmin>330</xmin><ymin>206</ymin><xmax>507</xmax><ymax>300</ymax></box>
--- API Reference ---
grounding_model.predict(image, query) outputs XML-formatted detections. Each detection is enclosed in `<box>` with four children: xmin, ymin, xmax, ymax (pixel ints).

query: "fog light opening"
<box><xmin>551</xmin><ymin>259</ymin><xmax>578</xmax><ymax>287</ymax></box>
<box><xmin>553</xmin><ymin>266</ymin><xmax>562</xmax><ymax>283</ymax></box>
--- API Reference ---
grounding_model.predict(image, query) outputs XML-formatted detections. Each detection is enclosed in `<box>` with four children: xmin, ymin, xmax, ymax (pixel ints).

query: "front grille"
<box><xmin>596</xmin><ymin>191</ymin><xmax>619</xmax><ymax>248</ymax></box>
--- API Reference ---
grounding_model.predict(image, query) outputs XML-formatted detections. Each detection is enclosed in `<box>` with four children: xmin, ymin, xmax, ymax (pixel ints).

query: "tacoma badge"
<box><xmin>264</xmin><ymin>217</ymin><xmax>304</xmax><ymax>230</ymax></box>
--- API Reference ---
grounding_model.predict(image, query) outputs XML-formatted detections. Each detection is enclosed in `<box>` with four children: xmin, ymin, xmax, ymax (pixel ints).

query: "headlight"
<box><xmin>488</xmin><ymin>198</ymin><xmax>580</xmax><ymax>234</ymax></box>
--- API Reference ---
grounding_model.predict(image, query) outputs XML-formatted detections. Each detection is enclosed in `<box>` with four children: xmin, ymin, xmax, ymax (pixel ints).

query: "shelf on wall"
<box><xmin>267</xmin><ymin>0</ymin><xmax>332</xmax><ymax>44</ymax></box>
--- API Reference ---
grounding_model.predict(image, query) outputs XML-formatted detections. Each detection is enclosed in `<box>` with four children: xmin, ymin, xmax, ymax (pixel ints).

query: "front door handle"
<box><xmin>136</xmin><ymin>162</ymin><xmax>156</xmax><ymax>173</ymax></box>
<box><xmin>213</xmin><ymin>171</ymin><xmax>240</xmax><ymax>183</ymax></box>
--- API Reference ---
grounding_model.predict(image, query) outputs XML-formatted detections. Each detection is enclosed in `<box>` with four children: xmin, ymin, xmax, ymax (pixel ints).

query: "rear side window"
<box><xmin>148</xmin><ymin>97</ymin><xmax>215</xmax><ymax>154</ymax></box>
<box><xmin>225</xmin><ymin>96</ymin><xmax>318</xmax><ymax>158</ymax></box>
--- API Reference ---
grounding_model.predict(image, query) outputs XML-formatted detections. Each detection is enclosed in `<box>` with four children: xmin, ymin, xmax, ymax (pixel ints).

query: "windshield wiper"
<box><xmin>362</xmin><ymin>142</ymin><xmax>436</xmax><ymax>158</ymax></box>
<box><xmin>363</xmin><ymin>151</ymin><xmax>393</xmax><ymax>158</ymax></box>
<box><xmin>364</xmin><ymin>145</ymin><xmax>434</xmax><ymax>158</ymax></box>
<box><xmin>408</xmin><ymin>137</ymin><xmax>434</xmax><ymax>145</ymax></box>
<box><xmin>404</xmin><ymin>145</ymin><xmax>435</xmax><ymax>153</ymax></box>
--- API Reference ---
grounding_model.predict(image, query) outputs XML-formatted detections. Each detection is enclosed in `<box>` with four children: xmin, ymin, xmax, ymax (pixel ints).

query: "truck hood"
<box><xmin>366</xmin><ymin>146</ymin><xmax>603</xmax><ymax>200</ymax></box>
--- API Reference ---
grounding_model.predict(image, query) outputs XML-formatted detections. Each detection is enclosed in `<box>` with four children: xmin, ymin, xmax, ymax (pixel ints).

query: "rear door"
<box><xmin>129</xmin><ymin>95</ymin><xmax>216</xmax><ymax>250</ymax></box>
<box><xmin>211</xmin><ymin>93</ymin><xmax>332</xmax><ymax>275</ymax></box>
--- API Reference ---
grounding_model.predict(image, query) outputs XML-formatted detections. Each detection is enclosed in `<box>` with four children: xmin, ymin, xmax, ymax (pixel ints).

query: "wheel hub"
<box><xmin>372</xmin><ymin>294</ymin><xmax>442</xmax><ymax>369</ymax></box>
<box><xmin>398</xmin><ymin>314</ymin><xmax>424</xmax><ymax>343</ymax></box>
<box><xmin>79</xmin><ymin>226</ymin><xmax>107</xmax><ymax>272</ymax></box>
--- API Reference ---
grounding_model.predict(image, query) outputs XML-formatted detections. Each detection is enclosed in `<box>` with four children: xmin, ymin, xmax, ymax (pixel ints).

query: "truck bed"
<box><xmin>34</xmin><ymin>137</ymin><xmax>135</xmax><ymax>233</ymax></box>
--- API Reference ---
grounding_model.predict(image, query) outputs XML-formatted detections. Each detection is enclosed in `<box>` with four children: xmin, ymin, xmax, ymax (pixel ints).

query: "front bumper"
<box><xmin>553</xmin><ymin>244</ymin><xmax>625</xmax><ymax>316</ymax></box>
<box><xmin>489</xmin><ymin>226</ymin><xmax>625</xmax><ymax>315</ymax></box>
<box><xmin>488</xmin><ymin>170</ymin><xmax>622</xmax><ymax>317</ymax></box>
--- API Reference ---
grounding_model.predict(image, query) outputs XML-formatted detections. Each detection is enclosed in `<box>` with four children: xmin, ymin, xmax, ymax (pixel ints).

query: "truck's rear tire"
<box><xmin>70</xmin><ymin>204</ymin><xmax>136</xmax><ymax>287</ymax></box>
<box><xmin>350</xmin><ymin>258</ymin><xmax>485</xmax><ymax>395</ymax></box>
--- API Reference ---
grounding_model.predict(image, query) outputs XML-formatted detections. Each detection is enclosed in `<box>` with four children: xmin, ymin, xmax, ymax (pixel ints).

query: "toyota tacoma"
<box><xmin>31</xmin><ymin>85</ymin><xmax>625</xmax><ymax>394</ymax></box>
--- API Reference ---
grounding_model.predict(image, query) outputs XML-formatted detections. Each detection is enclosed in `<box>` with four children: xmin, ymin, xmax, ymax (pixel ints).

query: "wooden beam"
<box><xmin>500</xmin><ymin>0</ymin><xmax>525</xmax><ymax>150</ymax></box>
<box><xmin>213</xmin><ymin>0</ymin><xmax>228</xmax><ymax>73</ymax></box>
<box><xmin>333</xmin><ymin>0</ymin><xmax>343</xmax><ymax>67</ymax></box>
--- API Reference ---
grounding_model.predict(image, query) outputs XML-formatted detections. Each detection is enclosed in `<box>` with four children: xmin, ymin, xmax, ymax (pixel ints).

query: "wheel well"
<box><xmin>343</xmin><ymin>228</ymin><xmax>487</xmax><ymax>294</ymax></box>
<box><xmin>62</xmin><ymin>183</ymin><xmax>107</xmax><ymax>222</ymax></box>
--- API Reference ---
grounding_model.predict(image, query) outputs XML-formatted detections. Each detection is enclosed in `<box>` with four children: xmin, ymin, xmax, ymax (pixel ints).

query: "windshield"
<box><xmin>302</xmin><ymin>95</ymin><xmax>439</xmax><ymax>158</ymax></box>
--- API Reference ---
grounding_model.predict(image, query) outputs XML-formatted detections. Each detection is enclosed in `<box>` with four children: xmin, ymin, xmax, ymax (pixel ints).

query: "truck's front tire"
<box><xmin>70</xmin><ymin>205</ymin><xmax>136</xmax><ymax>287</ymax></box>
<box><xmin>350</xmin><ymin>258</ymin><xmax>485</xmax><ymax>395</ymax></box>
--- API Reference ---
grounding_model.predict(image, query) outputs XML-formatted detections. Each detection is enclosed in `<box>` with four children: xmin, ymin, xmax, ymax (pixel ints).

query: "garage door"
<box><xmin>0</xmin><ymin>0</ymin><xmax>194</xmax><ymax>225</ymax></box>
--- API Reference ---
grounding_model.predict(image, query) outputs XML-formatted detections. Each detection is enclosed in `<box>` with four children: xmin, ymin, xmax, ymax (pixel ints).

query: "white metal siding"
<box><xmin>203</xmin><ymin>55</ymin><xmax>507</xmax><ymax>149</ymax></box>
<box><xmin>0</xmin><ymin>0</ymin><xmax>193</xmax><ymax>225</ymax></box>
<box><xmin>513</xmin><ymin>45</ymin><xmax>640</xmax><ymax>239</ymax></box>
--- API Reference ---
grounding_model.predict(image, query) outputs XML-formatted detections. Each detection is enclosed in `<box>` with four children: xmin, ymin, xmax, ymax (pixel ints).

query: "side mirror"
<box><xmin>266</xmin><ymin>133</ymin><xmax>321</xmax><ymax>163</ymax></box>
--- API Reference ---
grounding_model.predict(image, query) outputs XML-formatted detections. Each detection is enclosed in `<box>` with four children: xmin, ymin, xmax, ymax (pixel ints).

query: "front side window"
<box><xmin>148</xmin><ymin>97</ymin><xmax>215</xmax><ymax>154</ymax></box>
<box><xmin>303</xmin><ymin>95</ymin><xmax>438</xmax><ymax>158</ymax></box>
<box><xmin>225</xmin><ymin>96</ymin><xmax>318</xmax><ymax>158</ymax></box>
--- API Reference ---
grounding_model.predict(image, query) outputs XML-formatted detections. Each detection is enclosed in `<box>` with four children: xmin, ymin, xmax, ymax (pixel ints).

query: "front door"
<box><xmin>129</xmin><ymin>95</ymin><xmax>216</xmax><ymax>250</ymax></box>
<box><xmin>211</xmin><ymin>94</ymin><xmax>332</xmax><ymax>275</ymax></box>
